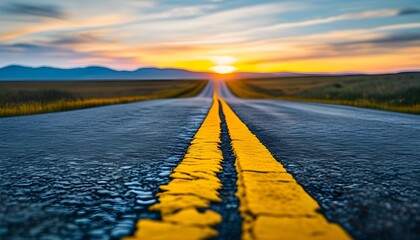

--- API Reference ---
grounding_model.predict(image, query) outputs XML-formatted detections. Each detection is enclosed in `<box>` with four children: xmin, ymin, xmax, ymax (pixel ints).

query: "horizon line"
<box><xmin>1</xmin><ymin>64</ymin><xmax>420</xmax><ymax>76</ymax></box>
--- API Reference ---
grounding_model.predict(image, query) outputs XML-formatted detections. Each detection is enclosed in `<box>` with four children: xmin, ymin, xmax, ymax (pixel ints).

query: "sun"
<box><xmin>211</xmin><ymin>65</ymin><xmax>237</xmax><ymax>74</ymax></box>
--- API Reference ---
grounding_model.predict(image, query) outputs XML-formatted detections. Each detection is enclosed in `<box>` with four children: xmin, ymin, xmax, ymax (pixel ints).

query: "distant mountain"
<box><xmin>0</xmin><ymin>65</ymin><xmax>319</xmax><ymax>81</ymax></box>
<box><xmin>0</xmin><ymin>65</ymin><xmax>213</xmax><ymax>80</ymax></box>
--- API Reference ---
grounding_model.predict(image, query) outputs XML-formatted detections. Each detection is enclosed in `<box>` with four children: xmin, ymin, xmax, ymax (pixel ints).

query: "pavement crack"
<box><xmin>208</xmin><ymin>100</ymin><xmax>242</xmax><ymax>240</ymax></box>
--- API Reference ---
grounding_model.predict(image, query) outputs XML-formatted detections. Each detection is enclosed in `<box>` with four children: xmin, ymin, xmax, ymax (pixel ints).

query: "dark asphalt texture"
<box><xmin>219</xmin><ymin>82</ymin><xmax>420</xmax><ymax>240</ymax></box>
<box><xmin>1</xmin><ymin>80</ymin><xmax>419</xmax><ymax>240</ymax></box>
<box><xmin>0</xmin><ymin>83</ymin><xmax>213</xmax><ymax>240</ymax></box>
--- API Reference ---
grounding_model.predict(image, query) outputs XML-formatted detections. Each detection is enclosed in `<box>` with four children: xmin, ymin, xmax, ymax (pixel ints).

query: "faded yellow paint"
<box><xmin>127</xmin><ymin>220</ymin><xmax>218</xmax><ymax>240</ymax></box>
<box><xmin>163</xmin><ymin>208</ymin><xmax>222</xmax><ymax>226</ymax></box>
<box><xmin>219</xmin><ymin>98</ymin><xmax>351</xmax><ymax>240</ymax></box>
<box><xmin>253</xmin><ymin>216</ymin><xmax>349</xmax><ymax>240</ymax></box>
<box><xmin>125</xmin><ymin>93</ymin><xmax>223</xmax><ymax>240</ymax></box>
<box><xmin>149</xmin><ymin>195</ymin><xmax>210</xmax><ymax>215</ymax></box>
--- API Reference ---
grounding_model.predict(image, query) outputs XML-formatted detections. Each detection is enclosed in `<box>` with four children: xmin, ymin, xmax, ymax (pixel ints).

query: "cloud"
<box><xmin>239</xmin><ymin>32</ymin><xmax>420</xmax><ymax>65</ymax></box>
<box><xmin>49</xmin><ymin>32</ymin><xmax>112</xmax><ymax>45</ymax></box>
<box><xmin>196</xmin><ymin>8</ymin><xmax>404</xmax><ymax>46</ymax></box>
<box><xmin>0</xmin><ymin>13</ymin><xmax>129</xmax><ymax>41</ymax></box>
<box><xmin>0</xmin><ymin>43</ymin><xmax>67</xmax><ymax>55</ymax></box>
<box><xmin>0</xmin><ymin>1</ymin><xmax>418</xmax><ymax>72</ymax></box>
<box><xmin>255</xmin><ymin>9</ymin><xmax>399</xmax><ymax>32</ymax></box>
<box><xmin>0</xmin><ymin>42</ymin><xmax>138</xmax><ymax>69</ymax></box>
<box><xmin>143</xmin><ymin>4</ymin><xmax>218</xmax><ymax>19</ymax></box>
<box><xmin>51</xmin><ymin>36</ymin><xmax>92</xmax><ymax>45</ymax></box>
<box><xmin>2</xmin><ymin>3</ymin><xmax>67</xmax><ymax>19</ymax></box>
<box><xmin>397</xmin><ymin>8</ymin><xmax>420</xmax><ymax>16</ymax></box>
<box><xmin>333</xmin><ymin>33</ymin><xmax>420</xmax><ymax>49</ymax></box>
<box><xmin>114</xmin><ymin>2</ymin><xmax>301</xmax><ymax>45</ymax></box>
<box><xmin>375</xmin><ymin>22</ymin><xmax>420</xmax><ymax>31</ymax></box>
<box><xmin>257</xmin><ymin>22</ymin><xmax>420</xmax><ymax>46</ymax></box>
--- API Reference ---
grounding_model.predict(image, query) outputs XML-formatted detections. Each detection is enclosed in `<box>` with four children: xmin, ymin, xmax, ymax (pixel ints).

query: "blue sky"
<box><xmin>0</xmin><ymin>0</ymin><xmax>419</xmax><ymax>73</ymax></box>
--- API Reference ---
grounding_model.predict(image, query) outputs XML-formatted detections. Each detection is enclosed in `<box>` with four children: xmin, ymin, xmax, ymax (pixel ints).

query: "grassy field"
<box><xmin>226</xmin><ymin>73</ymin><xmax>420</xmax><ymax>114</ymax></box>
<box><xmin>0</xmin><ymin>80</ymin><xmax>207</xmax><ymax>117</ymax></box>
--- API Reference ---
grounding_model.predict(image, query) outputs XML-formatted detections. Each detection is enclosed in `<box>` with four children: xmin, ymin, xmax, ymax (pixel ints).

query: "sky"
<box><xmin>0</xmin><ymin>0</ymin><xmax>419</xmax><ymax>73</ymax></box>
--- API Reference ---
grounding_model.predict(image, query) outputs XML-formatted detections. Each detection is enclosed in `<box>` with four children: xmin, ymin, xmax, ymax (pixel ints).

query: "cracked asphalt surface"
<box><xmin>1</xmin><ymin>81</ymin><xmax>419</xmax><ymax>239</ymax></box>
<box><xmin>219</xmin><ymin>82</ymin><xmax>420</xmax><ymax>240</ymax></box>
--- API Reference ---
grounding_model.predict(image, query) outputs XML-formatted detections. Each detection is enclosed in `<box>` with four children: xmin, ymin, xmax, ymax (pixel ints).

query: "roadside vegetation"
<box><xmin>226</xmin><ymin>73</ymin><xmax>420</xmax><ymax>114</ymax></box>
<box><xmin>0</xmin><ymin>80</ymin><xmax>207</xmax><ymax>117</ymax></box>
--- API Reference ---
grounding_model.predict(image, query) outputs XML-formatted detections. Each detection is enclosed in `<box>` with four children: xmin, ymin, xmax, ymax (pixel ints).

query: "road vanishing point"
<box><xmin>1</xmin><ymin>81</ymin><xmax>419</xmax><ymax>240</ymax></box>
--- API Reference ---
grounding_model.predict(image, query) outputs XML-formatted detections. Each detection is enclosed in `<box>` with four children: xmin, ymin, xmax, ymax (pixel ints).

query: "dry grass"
<box><xmin>227</xmin><ymin>73</ymin><xmax>420</xmax><ymax>114</ymax></box>
<box><xmin>0</xmin><ymin>80</ymin><xmax>207</xmax><ymax>117</ymax></box>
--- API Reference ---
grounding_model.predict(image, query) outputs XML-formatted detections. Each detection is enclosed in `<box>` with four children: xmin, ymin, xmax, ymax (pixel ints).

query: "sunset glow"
<box><xmin>0</xmin><ymin>1</ymin><xmax>419</xmax><ymax>73</ymax></box>
<box><xmin>211</xmin><ymin>65</ymin><xmax>237</xmax><ymax>74</ymax></box>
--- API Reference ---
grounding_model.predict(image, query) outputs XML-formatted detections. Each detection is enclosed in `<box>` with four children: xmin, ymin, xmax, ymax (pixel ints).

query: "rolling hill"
<box><xmin>0</xmin><ymin>65</ymin><xmax>309</xmax><ymax>81</ymax></box>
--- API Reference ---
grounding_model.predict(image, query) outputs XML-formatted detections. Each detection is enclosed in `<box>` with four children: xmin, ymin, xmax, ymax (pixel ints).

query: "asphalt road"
<box><xmin>219</xmin><ymin>81</ymin><xmax>420</xmax><ymax>240</ymax></box>
<box><xmin>0</xmin><ymin>83</ymin><xmax>213</xmax><ymax>239</ymax></box>
<box><xmin>1</xmin><ymin>80</ymin><xmax>419</xmax><ymax>239</ymax></box>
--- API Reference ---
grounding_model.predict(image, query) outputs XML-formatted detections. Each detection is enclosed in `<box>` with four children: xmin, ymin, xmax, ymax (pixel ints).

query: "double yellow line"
<box><xmin>124</xmin><ymin>89</ymin><xmax>351</xmax><ymax>239</ymax></box>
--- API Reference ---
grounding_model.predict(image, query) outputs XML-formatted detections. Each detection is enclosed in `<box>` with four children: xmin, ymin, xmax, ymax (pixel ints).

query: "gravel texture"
<box><xmin>0</xmin><ymin>97</ymin><xmax>211</xmax><ymax>240</ymax></box>
<box><xmin>226</xmin><ymin>97</ymin><xmax>420</xmax><ymax>240</ymax></box>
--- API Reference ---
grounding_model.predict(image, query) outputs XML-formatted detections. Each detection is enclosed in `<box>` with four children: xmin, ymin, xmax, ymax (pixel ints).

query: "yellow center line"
<box><xmin>124</xmin><ymin>85</ymin><xmax>351</xmax><ymax>240</ymax></box>
<box><xmin>219</xmin><ymin>98</ymin><xmax>351</xmax><ymax>240</ymax></box>
<box><xmin>124</xmin><ymin>92</ymin><xmax>223</xmax><ymax>240</ymax></box>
